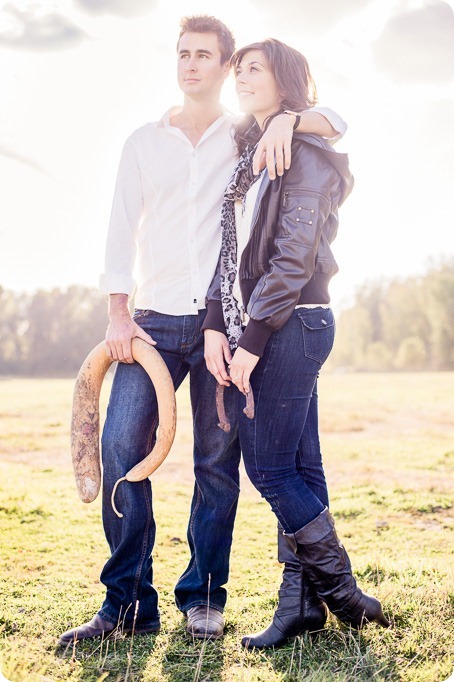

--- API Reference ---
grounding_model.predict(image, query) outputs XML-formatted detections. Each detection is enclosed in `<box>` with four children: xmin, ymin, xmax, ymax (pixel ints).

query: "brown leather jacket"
<box><xmin>203</xmin><ymin>133</ymin><xmax>354</xmax><ymax>356</ymax></box>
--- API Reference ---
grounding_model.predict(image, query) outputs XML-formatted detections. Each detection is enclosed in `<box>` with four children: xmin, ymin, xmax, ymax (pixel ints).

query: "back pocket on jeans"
<box><xmin>298</xmin><ymin>310</ymin><xmax>335</xmax><ymax>364</ymax></box>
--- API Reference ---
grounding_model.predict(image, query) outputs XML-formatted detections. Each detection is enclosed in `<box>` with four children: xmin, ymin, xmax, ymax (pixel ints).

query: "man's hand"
<box><xmin>253</xmin><ymin>113</ymin><xmax>293</xmax><ymax>179</ymax></box>
<box><xmin>105</xmin><ymin>294</ymin><xmax>155</xmax><ymax>363</ymax></box>
<box><xmin>204</xmin><ymin>329</ymin><xmax>232</xmax><ymax>386</ymax></box>
<box><xmin>229</xmin><ymin>347</ymin><xmax>260</xmax><ymax>395</ymax></box>
<box><xmin>253</xmin><ymin>111</ymin><xmax>338</xmax><ymax>179</ymax></box>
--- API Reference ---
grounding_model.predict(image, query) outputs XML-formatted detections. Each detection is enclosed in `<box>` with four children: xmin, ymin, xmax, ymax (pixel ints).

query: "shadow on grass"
<box><xmin>54</xmin><ymin>625</ymin><xmax>160</xmax><ymax>682</ymax></box>
<box><xmin>245</xmin><ymin>626</ymin><xmax>398</xmax><ymax>682</ymax></box>
<box><xmin>161</xmin><ymin>619</ymin><xmax>229</xmax><ymax>682</ymax></box>
<box><xmin>52</xmin><ymin>616</ymin><xmax>229</xmax><ymax>682</ymax></box>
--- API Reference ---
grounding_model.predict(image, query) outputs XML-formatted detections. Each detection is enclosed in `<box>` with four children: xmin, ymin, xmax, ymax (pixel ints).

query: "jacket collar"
<box><xmin>294</xmin><ymin>133</ymin><xmax>351</xmax><ymax>175</ymax></box>
<box><xmin>293</xmin><ymin>134</ymin><xmax>354</xmax><ymax>200</ymax></box>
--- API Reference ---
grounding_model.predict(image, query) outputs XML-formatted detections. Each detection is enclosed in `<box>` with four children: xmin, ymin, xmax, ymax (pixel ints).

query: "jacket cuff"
<box><xmin>237</xmin><ymin>318</ymin><xmax>274</xmax><ymax>357</ymax></box>
<box><xmin>201</xmin><ymin>300</ymin><xmax>226</xmax><ymax>334</ymax></box>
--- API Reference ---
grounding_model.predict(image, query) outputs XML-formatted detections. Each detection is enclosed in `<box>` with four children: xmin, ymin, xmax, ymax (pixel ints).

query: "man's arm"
<box><xmin>100</xmin><ymin>136</ymin><xmax>154</xmax><ymax>362</ymax></box>
<box><xmin>105</xmin><ymin>294</ymin><xmax>155</xmax><ymax>364</ymax></box>
<box><xmin>253</xmin><ymin>107</ymin><xmax>347</xmax><ymax>178</ymax></box>
<box><xmin>293</xmin><ymin>106</ymin><xmax>347</xmax><ymax>141</ymax></box>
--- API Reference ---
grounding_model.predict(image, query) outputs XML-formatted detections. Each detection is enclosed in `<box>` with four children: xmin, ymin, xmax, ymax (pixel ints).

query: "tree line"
<box><xmin>0</xmin><ymin>285</ymin><xmax>108</xmax><ymax>376</ymax></box>
<box><xmin>0</xmin><ymin>260</ymin><xmax>452</xmax><ymax>376</ymax></box>
<box><xmin>329</xmin><ymin>259</ymin><xmax>454</xmax><ymax>371</ymax></box>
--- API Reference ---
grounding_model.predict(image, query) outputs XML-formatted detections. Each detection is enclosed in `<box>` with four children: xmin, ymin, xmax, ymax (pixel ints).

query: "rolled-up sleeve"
<box><xmin>99</xmin><ymin>135</ymin><xmax>143</xmax><ymax>296</ymax></box>
<box><xmin>312</xmin><ymin>106</ymin><xmax>347</xmax><ymax>144</ymax></box>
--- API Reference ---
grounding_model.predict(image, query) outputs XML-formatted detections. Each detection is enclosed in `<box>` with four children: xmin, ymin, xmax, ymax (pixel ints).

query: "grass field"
<box><xmin>0</xmin><ymin>372</ymin><xmax>453</xmax><ymax>682</ymax></box>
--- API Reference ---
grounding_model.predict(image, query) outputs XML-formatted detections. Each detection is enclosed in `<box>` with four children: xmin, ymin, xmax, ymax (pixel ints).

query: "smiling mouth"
<box><xmin>238</xmin><ymin>91</ymin><xmax>254</xmax><ymax>96</ymax></box>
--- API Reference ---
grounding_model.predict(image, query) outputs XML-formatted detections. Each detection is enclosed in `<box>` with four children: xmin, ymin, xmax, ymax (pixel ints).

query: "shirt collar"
<box><xmin>157</xmin><ymin>106</ymin><xmax>236</xmax><ymax>130</ymax></box>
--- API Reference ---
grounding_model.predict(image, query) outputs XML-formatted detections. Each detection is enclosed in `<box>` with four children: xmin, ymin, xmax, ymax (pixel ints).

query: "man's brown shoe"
<box><xmin>59</xmin><ymin>613</ymin><xmax>160</xmax><ymax>645</ymax></box>
<box><xmin>186</xmin><ymin>606</ymin><xmax>224</xmax><ymax>640</ymax></box>
<box><xmin>59</xmin><ymin>614</ymin><xmax>116</xmax><ymax>645</ymax></box>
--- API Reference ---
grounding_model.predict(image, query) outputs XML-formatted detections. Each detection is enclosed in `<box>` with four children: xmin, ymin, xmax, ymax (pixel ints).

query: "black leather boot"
<box><xmin>241</xmin><ymin>524</ymin><xmax>327</xmax><ymax>649</ymax></box>
<box><xmin>285</xmin><ymin>508</ymin><xmax>390</xmax><ymax>630</ymax></box>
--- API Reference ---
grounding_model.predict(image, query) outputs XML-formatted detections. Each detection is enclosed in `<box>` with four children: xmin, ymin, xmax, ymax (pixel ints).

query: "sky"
<box><xmin>1</xmin><ymin>0</ymin><xmax>454</xmax><ymax>309</ymax></box>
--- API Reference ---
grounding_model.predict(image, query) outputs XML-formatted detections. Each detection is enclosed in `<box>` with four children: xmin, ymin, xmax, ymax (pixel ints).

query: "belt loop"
<box><xmin>240</xmin><ymin>310</ymin><xmax>250</xmax><ymax>325</ymax></box>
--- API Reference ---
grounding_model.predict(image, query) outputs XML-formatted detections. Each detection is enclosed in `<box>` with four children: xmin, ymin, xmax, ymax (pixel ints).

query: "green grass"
<box><xmin>0</xmin><ymin>373</ymin><xmax>453</xmax><ymax>681</ymax></box>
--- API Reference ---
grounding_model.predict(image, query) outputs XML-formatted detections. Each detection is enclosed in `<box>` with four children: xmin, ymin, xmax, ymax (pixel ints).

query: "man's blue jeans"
<box><xmin>98</xmin><ymin>310</ymin><xmax>241</xmax><ymax>628</ymax></box>
<box><xmin>239</xmin><ymin>307</ymin><xmax>335</xmax><ymax>535</ymax></box>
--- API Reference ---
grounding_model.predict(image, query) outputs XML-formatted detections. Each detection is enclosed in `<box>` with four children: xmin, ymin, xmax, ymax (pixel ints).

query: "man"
<box><xmin>60</xmin><ymin>15</ymin><xmax>344</xmax><ymax>644</ymax></box>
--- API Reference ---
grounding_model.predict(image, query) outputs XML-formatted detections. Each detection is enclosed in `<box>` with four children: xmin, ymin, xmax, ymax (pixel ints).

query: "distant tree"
<box><xmin>394</xmin><ymin>336</ymin><xmax>427</xmax><ymax>371</ymax></box>
<box><xmin>425</xmin><ymin>261</ymin><xmax>454</xmax><ymax>369</ymax></box>
<box><xmin>327</xmin><ymin>306</ymin><xmax>368</xmax><ymax>370</ymax></box>
<box><xmin>0</xmin><ymin>287</ymin><xmax>29</xmax><ymax>374</ymax></box>
<box><xmin>330</xmin><ymin>259</ymin><xmax>454</xmax><ymax>371</ymax></box>
<box><xmin>0</xmin><ymin>285</ymin><xmax>108</xmax><ymax>376</ymax></box>
<box><xmin>380</xmin><ymin>278</ymin><xmax>430</xmax><ymax>361</ymax></box>
<box><xmin>365</xmin><ymin>341</ymin><xmax>394</xmax><ymax>372</ymax></box>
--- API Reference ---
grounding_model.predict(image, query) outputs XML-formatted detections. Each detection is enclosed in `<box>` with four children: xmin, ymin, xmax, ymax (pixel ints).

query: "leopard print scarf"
<box><xmin>220</xmin><ymin>143</ymin><xmax>260</xmax><ymax>350</ymax></box>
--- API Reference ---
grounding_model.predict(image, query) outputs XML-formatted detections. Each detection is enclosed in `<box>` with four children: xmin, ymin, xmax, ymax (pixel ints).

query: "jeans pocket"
<box><xmin>298</xmin><ymin>309</ymin><xmax>335</xmax><ymax>364</ymax></box>
<box><xmin>133</xmin><ymin>309</ymin><xmax>153</xmax><ymax>318</ymax></box>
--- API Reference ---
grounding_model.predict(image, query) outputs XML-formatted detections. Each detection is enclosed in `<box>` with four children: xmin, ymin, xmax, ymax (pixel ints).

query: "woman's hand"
<box><xmin>204</xmin><ymin>330</ymin><xmax>232</xmax><ymax>386</ymax></box>
<box><xmin>229</xmin><ymin>347</ymin><xmax>260</xmax><ymax>395</ymax></box>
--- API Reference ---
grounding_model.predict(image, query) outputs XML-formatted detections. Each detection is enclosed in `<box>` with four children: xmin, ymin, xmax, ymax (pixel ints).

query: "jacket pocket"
<box><xmin>297</xmin><ymin>308</ymin><xmax>335</xmax><ymax>364</ymax></box>
<box><xmin>281</xmin><ymin>189</ymin><xmax>329</xmax><ymax>242</ymax></box>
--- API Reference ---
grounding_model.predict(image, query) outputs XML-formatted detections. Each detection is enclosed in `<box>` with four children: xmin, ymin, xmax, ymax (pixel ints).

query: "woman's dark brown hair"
<box><xmin>231</xmin><ymin>38</ymin><xmax>318</xmax><ymax>155</ymax></box>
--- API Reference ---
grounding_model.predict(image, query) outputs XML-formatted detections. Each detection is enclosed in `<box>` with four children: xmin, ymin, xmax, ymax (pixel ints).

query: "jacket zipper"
<box><xmin>283</xmin><ymin>188</ymin><xmax>329</xmax><ymax>207</ymax></box>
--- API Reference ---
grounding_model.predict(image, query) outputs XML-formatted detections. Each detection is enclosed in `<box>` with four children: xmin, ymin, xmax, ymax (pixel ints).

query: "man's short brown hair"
<box><xmin>178</xmin><ymin>15</ymin><xmax>235</xmax><ymax>65</ymax></box>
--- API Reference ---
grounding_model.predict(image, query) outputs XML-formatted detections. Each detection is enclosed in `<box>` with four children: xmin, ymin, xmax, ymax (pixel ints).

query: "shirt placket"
<box><xmin>188</xmin><ymin>148</ymin><xmax>203</xmax><ymax>313</ymax></box>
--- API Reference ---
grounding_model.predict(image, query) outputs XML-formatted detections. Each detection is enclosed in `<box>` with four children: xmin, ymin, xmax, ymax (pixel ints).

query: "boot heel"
<box><xmin>375</xmin><ymin>610</ymin><xmax>390</xmax><ymax>628</ymax></box>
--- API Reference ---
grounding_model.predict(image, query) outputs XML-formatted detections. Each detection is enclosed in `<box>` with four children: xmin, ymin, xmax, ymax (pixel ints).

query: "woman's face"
<box><xmin>235</xmin><ymin>49</ymin><xmax>281</xmax><ymax>127</ymax></box>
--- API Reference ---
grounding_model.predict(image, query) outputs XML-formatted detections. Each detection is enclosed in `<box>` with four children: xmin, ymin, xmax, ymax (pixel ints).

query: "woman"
<box><xmin>203</xmin><ymin>39</ymin><xmax>389</xmax><ymax>648</ymax></box>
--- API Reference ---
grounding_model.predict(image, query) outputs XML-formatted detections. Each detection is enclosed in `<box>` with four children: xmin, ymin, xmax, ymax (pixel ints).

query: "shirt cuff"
<box><xmin>99</xmin><ymin>273</ymin><xmax>136</xmax><ymax>296</ymax></box>
<box><xmin>312</xmin><ymin>105</ymin><xmax>347</xmax><ymax>140</ymax></box>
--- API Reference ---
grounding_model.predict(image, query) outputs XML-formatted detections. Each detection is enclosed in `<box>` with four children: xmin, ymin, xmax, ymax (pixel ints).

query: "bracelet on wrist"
<box><xmin>284</xmin><ymin>110</ymin><xmax>301</xmax><ymax>130</ymax></box>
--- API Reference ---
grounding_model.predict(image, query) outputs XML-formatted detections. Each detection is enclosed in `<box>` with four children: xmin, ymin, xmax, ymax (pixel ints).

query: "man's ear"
<box><xmin>222</xmin><ymin>60</ymin><xmax>231</xmax><ymax>80</ymax></box>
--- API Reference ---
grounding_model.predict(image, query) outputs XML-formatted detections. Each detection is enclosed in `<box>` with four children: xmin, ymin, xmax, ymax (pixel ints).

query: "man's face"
<box><xmin>177</xmin><ymin>32</ymin><xmax>230</xmax><ymax>100</ymax></box>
